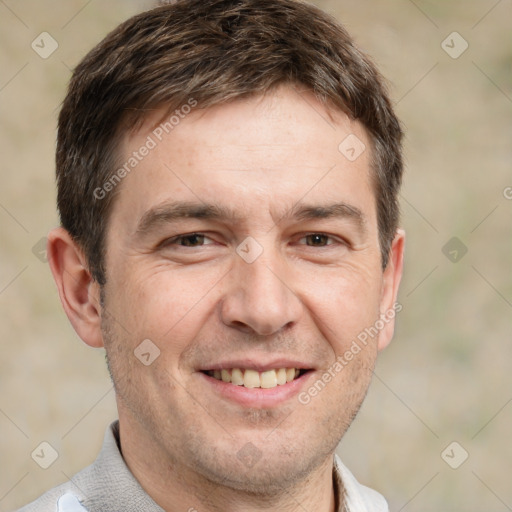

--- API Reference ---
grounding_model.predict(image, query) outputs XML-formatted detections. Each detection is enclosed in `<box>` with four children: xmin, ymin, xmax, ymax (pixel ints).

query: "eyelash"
<box><xmin>165</xmin><ymin>233</ymin><xmax>214</xmax><ymax>247</ymax></box>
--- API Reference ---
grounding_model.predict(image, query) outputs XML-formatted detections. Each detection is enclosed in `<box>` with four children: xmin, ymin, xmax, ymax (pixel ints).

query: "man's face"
<box><xmin>100</xmin><ymin>86</ymin><xmax>400</xmax><ymax>493</ymax></box>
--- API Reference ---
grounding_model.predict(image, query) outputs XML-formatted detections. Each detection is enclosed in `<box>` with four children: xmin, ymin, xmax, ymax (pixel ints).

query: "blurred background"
<box><xmin>0</xmin><ymin>0</ymin><xmax>511</xmax><ymax>510</ymax></box>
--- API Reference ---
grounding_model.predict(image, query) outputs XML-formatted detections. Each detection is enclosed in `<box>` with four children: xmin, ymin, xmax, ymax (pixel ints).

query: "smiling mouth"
<box><xmin>202</xmin><ymin>368</ymin><xmax>309</xmax><ymax>389</ymax></box>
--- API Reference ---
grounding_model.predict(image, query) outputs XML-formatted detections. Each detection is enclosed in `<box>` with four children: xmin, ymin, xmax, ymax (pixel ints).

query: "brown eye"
<box><xmin>303</xmin><ymin>234</ymin><xmax>331</xmax><ymax>246</ymax></box>
<box><xmin>177</xmin><ymin>234</ymin><xmax>206</xmax><ymax>246</ymax></box>
<box><xmin>162</xmin><ymin>233</ymin><xmax>213</xmax><ymax>248</ymax></box>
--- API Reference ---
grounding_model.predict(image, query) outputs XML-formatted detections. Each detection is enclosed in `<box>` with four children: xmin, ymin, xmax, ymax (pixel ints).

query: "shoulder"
<box><xmin>12</xmin><ymin>424</ymin><xmax>110</xmax><ymax>512</ymax></box>
<box><xmin>13</xmin><ymin>478</ymin><xmax>92</xmax><ymax>512</ymax></box>
<box><xmin>12</xmin><ymin>421</ymin><xmax>163</xmax><ymax>512</ymax></box>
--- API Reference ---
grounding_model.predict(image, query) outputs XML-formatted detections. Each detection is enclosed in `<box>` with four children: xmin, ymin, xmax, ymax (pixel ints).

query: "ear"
<box><xmin>377</xmin><ymin>229</ymin><xmax>405</xmax><ymax>351</ymax></box>
<box><xmin>47</xmin><ymin>227</ymin><xmax>104</xmax><ymax>348</ymax></box>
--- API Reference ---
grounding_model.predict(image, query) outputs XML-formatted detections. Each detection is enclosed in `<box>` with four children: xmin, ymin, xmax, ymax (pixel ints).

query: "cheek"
<box><xmin>300</xmin><ymin>265</ymin><xmax>383</xmax><ymax>354</ymax></box>
<box><xmin>109</xmin><ymin>262</ymin><xmax>221</xmax><ymax>340</ymax></box>
<box><xmin>298</xmin><ymin>335</ymin><xmax>376</xmax><ymax>440</ymax></box>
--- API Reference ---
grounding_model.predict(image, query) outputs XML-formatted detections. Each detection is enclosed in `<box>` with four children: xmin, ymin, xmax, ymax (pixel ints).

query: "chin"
<box><xmin>183</xmin><ymin>426</ymin><xmax>338</xmax><ymax>496</ymax></box>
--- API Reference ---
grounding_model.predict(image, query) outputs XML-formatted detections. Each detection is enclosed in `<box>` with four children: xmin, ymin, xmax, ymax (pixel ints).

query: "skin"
<box><xmin>48</xmin><ymin>85</ymin><xmax>404</xmax><ymax>512</ymax></box>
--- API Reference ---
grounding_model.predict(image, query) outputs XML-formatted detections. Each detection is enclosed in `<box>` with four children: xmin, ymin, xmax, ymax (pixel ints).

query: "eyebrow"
<box><xmin>135</xmin><ymin>201</ymin><xmax>242</xmax><ymax>236</ymax></box>
<box><xmin>287</xmin><ymin>202</ymin><xmax>366</xmax><ymax>230</ymax></box>
<box><xmin>135</xmin><ymin>200</ymin><xmax>366</xmax><ymax>236</ymax></box>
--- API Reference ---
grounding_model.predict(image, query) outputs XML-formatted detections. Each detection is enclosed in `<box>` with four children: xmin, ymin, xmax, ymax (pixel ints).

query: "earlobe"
<box><xmin>377</xmin><ymin>229</ymin><xmax>405</xmax><ymax>351</ymax></box>
<box><xmin>47</xmin><ymin>227</ymin><xmax>104</xmax><ymax>348</ymax></box>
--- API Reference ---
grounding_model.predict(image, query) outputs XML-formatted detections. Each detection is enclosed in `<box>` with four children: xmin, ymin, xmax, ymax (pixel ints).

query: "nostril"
<box><xmin>228</xmin><ymin>321</ymin><xmax>255</xmax><ymax>334</ymax></box>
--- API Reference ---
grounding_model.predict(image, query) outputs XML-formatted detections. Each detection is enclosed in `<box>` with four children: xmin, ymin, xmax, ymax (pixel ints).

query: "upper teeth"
<box><xmin>209</xmin><ymin>368</ymin><xmax>300</xmax><ymax>388</ymax></box>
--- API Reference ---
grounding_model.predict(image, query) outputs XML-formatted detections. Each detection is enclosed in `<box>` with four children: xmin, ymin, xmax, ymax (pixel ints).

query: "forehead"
<box><xmin>110</xmin><ymin>87</ymin><xmax>375</xmax><ymax>229</ymax></box>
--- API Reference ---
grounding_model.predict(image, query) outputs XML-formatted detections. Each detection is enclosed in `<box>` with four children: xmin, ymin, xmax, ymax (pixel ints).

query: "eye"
<box><xmin>299</xmin><ymin>233</ymin><xmax>336</xmax><ymax>247</ymax></box>
<box><xmin>165</xmin><ymin>233</ymin><xmax>214</xmax><ymax>247</ymax></box>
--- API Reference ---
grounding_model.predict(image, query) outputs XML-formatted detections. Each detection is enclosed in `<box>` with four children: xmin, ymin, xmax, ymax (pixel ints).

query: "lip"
<box><xmin>197</xmin><ymin>358</ymin><xmax>314</xmax><ymax>373</ymax></box>
<box><xmin>198</xmin><ymin>369</ymin><xmax>315</xmax><ymax>408</ymax></box>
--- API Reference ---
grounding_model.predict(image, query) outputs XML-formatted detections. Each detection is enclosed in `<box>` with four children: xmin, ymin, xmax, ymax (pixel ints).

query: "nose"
<box><xmin>220</xmin><ymin>248</ymin><xmax>303</xmax><ymax>336</ymax></box>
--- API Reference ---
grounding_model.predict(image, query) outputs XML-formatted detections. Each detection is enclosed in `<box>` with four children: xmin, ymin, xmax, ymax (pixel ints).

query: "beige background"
<box><xmin>1</xmin><ymin>0</ymin><xmax>511</xmax><ymax>510</ymax></box>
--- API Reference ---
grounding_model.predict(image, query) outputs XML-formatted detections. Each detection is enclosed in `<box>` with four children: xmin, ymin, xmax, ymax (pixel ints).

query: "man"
<box><xmin>17</xmin><ymin>0</ymin><xmax>404</xmax><ymax>510</ymax></box>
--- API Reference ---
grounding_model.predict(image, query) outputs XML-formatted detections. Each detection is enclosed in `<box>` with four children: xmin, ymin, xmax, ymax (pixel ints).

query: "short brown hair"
<box><xmin>57</xmin><ymin>0</ymin><xmax>403</xmax><ymax>285</ymax></box>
